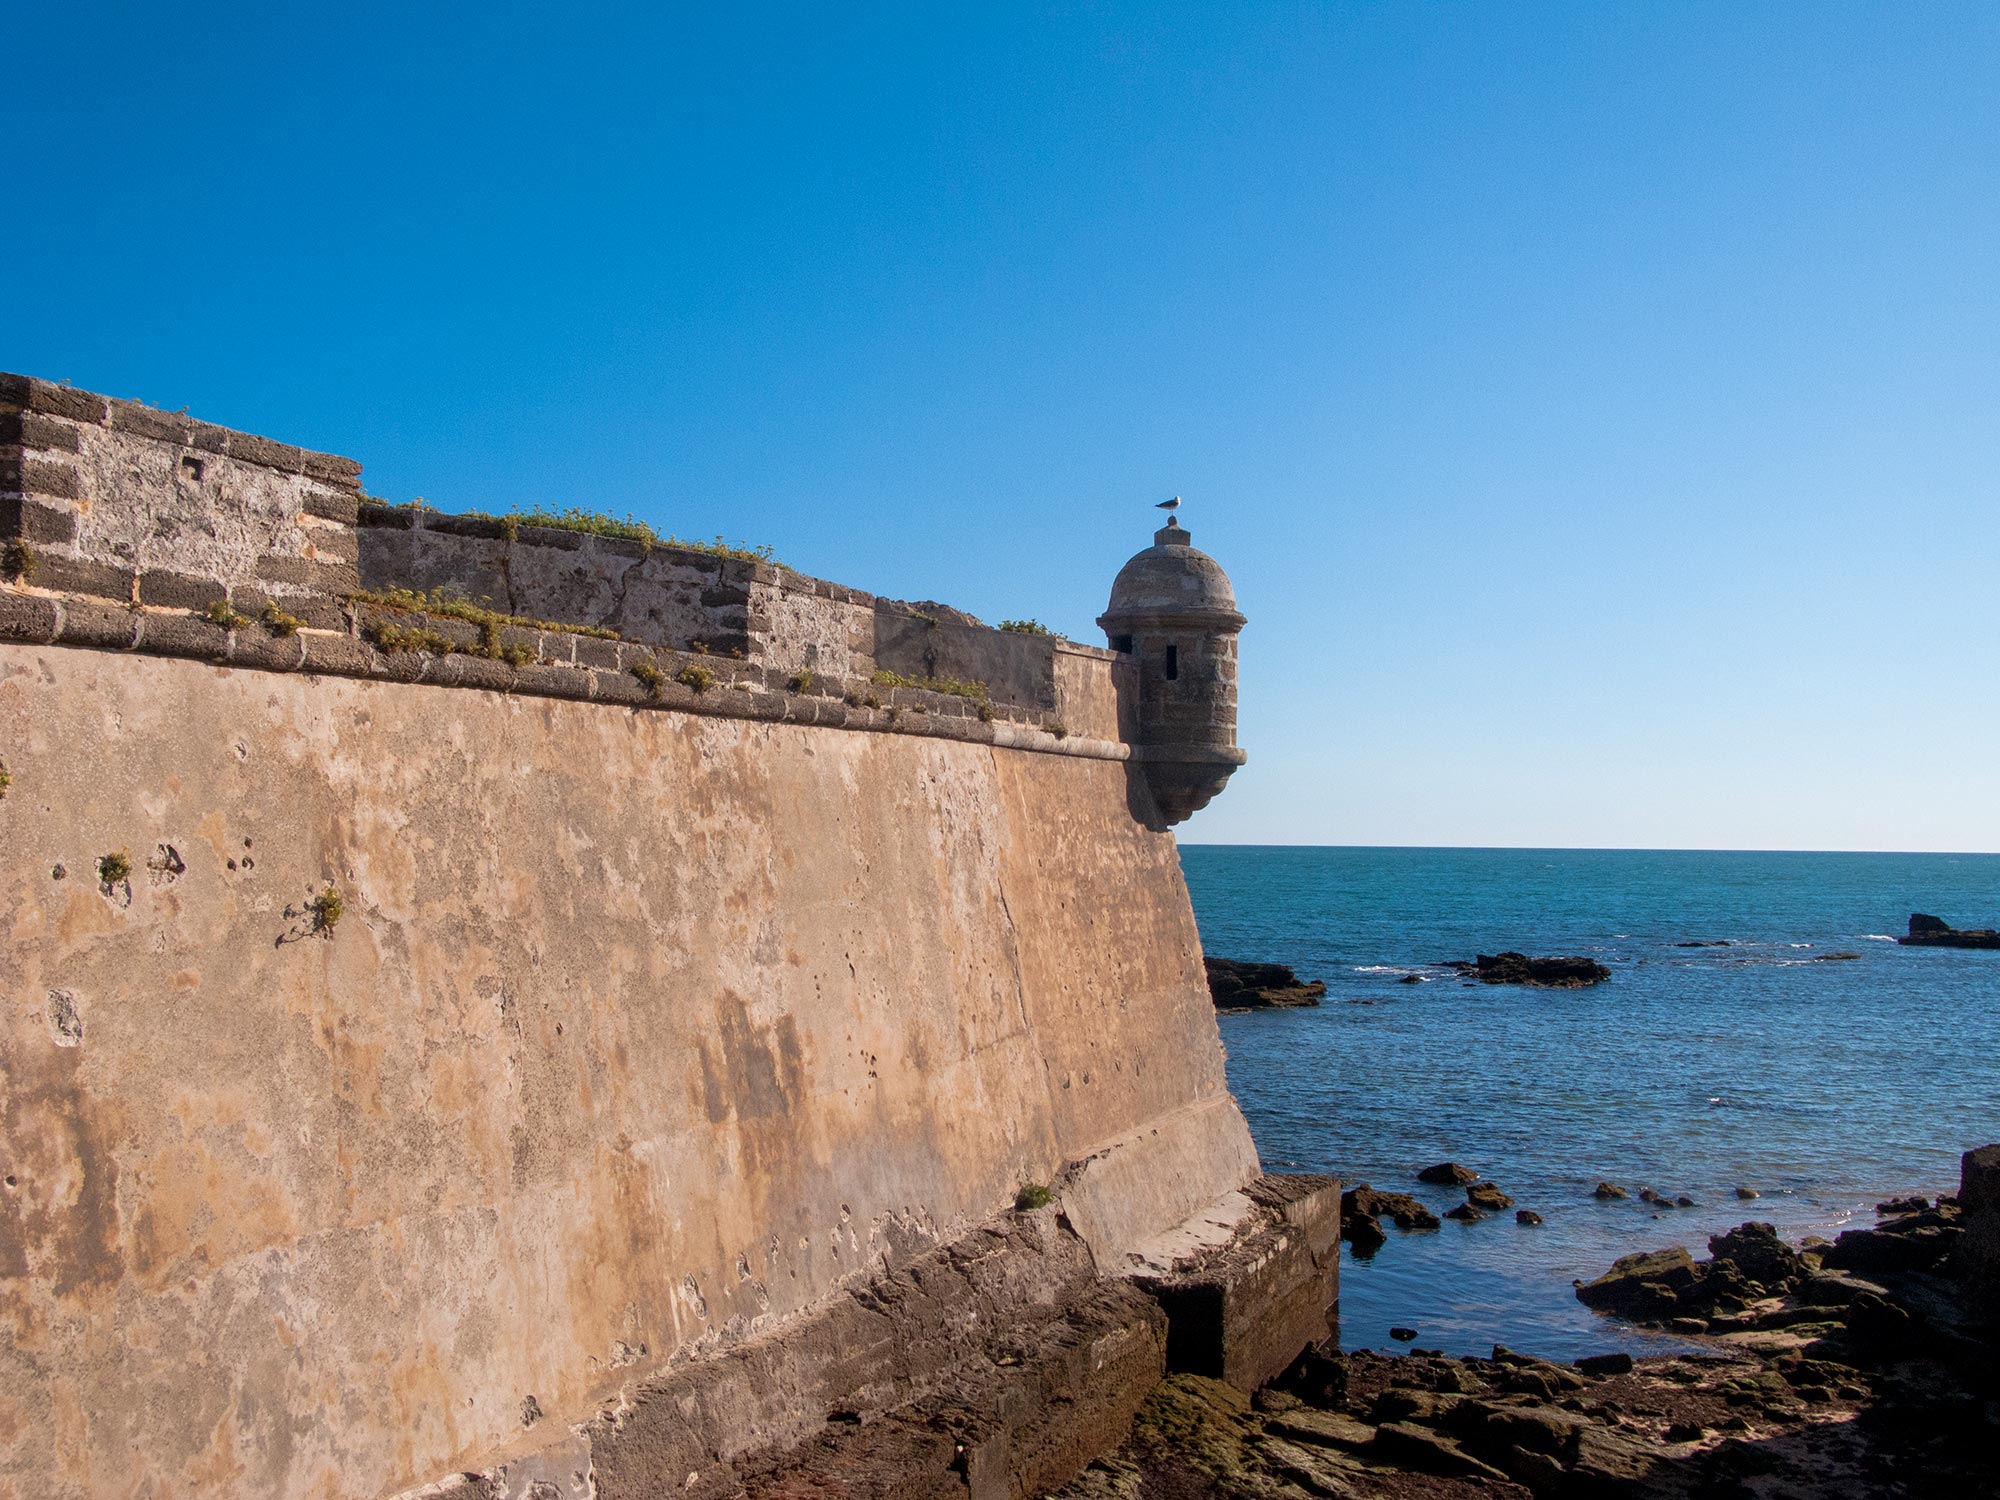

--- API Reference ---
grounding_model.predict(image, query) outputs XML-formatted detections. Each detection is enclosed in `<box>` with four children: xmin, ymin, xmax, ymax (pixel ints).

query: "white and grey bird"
<box><xmin>1156</xmin><ymin>496</ymin><xmax>1181</xmax><ymax>513</ymax></box>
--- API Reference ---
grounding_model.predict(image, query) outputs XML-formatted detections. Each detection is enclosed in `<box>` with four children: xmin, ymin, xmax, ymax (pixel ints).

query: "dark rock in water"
<box><xmin>1735</xmin><ymin>1186</ymin><xmax>1761</xmax><ymax>1199</ymax></box>
<box><xmin>1417</xmin><ymin>1161</ymin><xmax>1478</xmax><ymax>1186</ymax></box>
<box><xmin>1444</xmin><ymin>1202</ymin><xmax>1487</xmax><ymax>1222</ymax></box>
<box><xmin>1343</xmin><ymin>1184</ymin><xmax>1440</xmax><ymax>1231</ymax></box>
<box><xmin>1467</xmin><ymin>1181</ymin><xmax>1514</xmax><ymax>1211</ymax></box>
<box><xmin>1674</xmin><ymin>939</ymin><xmax>1733</xmax><ymax>947</ymax></box>
<box><xmin>1813</xmin><ymin>951</ymin><xmax>1862</xmax><ymax>962</ymax></box>
<box><xmin>1593</xmin><ymin>1182</ymin><xmax>1628</xmax><ymax>1200</ymax></box>
<box><xmin>1709</xmin><ymin>1222</ymin><xmax>1804</xmax><ymax>1286</ymax></box>
<box><xmin>1516</xmin><ymin>1208</ymin><xmax>1543</xmax><ymax>1225</ymax></box>
<box><xmin>1897</xmin><ymin>913</ymin><xmax>2000</xmax><ymax>949</ymax></box>
<box><xmin>1576</xmin><ymin>1350</ymin><xmax>1634</xmax><ymax>1376</ymax></box>
<box><xmin>1574</xmin><ymin>1246</ymin><xmax>1697</xmax><ymax>1312</ymax></box>
<box><xmin>1389</xmin><ymin>1326</ymin><xmax>1417</xmax><ymax>1341</ymax></box>
<box><xmin>1343</xmin><ymin>1209</ymin><xmax>1386</xmax><ymax>1252</ymax></box>
<box><xmin>1445</xmin><ymin>951</ymin><xmax>1611</xmax><ymax>987</ymax></box>
<box><xmin>1638</xmin><ymin>1187</ymin><xmax>1660</xmax><ymax>1203</ymax></box>
<box><xmin>1877</xmin><ymin>1195</ymin><xmax>1929</xmax><ymax>1215</ymax></box>
<box><xmin>1676</xmin><ymin>1195</ymin><xmax>1696</xmax><ymax>1208</ymax></box>
<box><xmin>1203</xmin><ymin>957</ymin><xmax>1328</xmax><ymax>1009</ymax></box>
<box><xmin>1396</xmin><ymin>972</ymin><xmax>1426</xmax><ymax>984</ymax></box>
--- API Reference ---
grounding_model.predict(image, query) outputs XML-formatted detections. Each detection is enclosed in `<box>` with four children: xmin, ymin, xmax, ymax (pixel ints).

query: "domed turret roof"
<box><xmin>1100</xmin><ymin>524</ymin><xmax>1244</xmax><ymax>628</ymax></box>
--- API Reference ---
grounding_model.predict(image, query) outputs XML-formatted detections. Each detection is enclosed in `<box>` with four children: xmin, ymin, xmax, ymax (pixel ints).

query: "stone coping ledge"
<box><xmin>0</xmin><ymin>583</ymin><xmax>1127</xmax><ymax>762</ymax></box>
<box><xmin>1</xmin><ymin>372</ymin><xmax>362</xmax><ymax>490</ymax></box>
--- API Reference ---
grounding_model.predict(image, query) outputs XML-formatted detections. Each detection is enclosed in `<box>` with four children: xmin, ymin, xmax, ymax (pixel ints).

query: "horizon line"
<box><xmin>1177</xmin><ymin>842</ymin><xmax>2000</xmax><ymax>858</ymax></box>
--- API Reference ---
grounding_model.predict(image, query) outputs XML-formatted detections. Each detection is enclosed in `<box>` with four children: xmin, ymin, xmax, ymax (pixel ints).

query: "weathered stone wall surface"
<box><xmin>3</xmin><ymin>374</ymin><xmax>361</xmax><ymax>627</ymax></box>
<box><xmin>0</xmin><ymin>641</ymin><xmax>1247</xmax><ymax>1500</ymax></box>
<box><xmin>1054</xmin><ymin>641</ymin><xmax>1135</xmax><ymax>744</ymax></box>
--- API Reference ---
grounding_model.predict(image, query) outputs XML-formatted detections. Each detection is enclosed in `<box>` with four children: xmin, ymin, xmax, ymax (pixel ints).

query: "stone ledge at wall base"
<box><xmin>414</xmin><ymin>1181</ymin><xmax>1340</xmax><ymax>1500</ymax></box>
<box><xmin>1126</xmin><ymin>1175</ymin><xmax>1343</xmax><ymax>1393</ymax></box>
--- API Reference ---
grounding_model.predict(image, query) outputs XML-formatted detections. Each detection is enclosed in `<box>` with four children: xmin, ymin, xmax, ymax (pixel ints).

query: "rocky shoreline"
<box><xmin>1053</xmin><ymin>1147</ymin><xmax>2000</xmax><ymax>1498</ymax></box>
<box><xmin>1207</xmin><ymin>957</ymin><xmax>1329</xmax><ymax>1010</ymax></box>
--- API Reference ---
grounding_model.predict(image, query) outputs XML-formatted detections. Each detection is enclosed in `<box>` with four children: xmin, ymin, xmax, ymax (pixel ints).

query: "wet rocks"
<box><xmin>1735</xmin><ymin>1185</ymin><xmax>1761</xmax><ymax>1199</ymax></box>
<box><xmin>1576</xmin><ymin>1351</ymin><xmax>1634</xmax><ymax>1377</ymax></box>
<box><xmin>1444</xmin><ymin>951</ymin><xmax>1612</xmax><ymax>987</ymax></box>
<box><xmin>1822</xmin><ymin>1221</ymin><xmax>1956</xmax><ymax>1275</ymax></box>
<box><xmin>1709</xmin><ymin>1221</ymin><xmax>1804</xmax><ymax>1287</ymax></box>
<box><xmin>1342</xmin><ymin>1185</ymin><xmax>1441</xmax><ymax>1232</ymax></box>
<box><xmin>1203</xmin><ymin>957</ymin><xmax>1328</xmax><ymax>1009</ymax></box>
<box><xmin>1443</xmin><ymin>1202</ymin><xmax>1486</xmax><ymax>1222</ymax></box>
<box><xmin>1416</xmin><ymin>1161</ymin><xmax>1478</xmax><ymax>1186</ymax></box>
<box><xmin>1342</xmin><ymin>1185</ymin><xmax>1440</xmax><ymax>1249</ymax></box>
<box><xmin>1466</xmin><ymin>1181</ymin><xmax>1514</xmax><ymax>1211</ymax></box>
<box><xmin>1060</xmin><ymin>1156</ymin><xmax>2000</xmax><ymax>1500</ymax></box>
<box><xmin>1516</xmin><ymin>1208</ymin><xmax>1544</xmax><ymax>1225</ymax></box>
<box><xmin>1593</xmin><ymin>1181</ymin><xmax>1629</xmax><ymax>1199</ymax></box>
<box><xmin>1574</xmin><ymin>1246</ymin><xmax>1699</xmax><ymax>1313</ymax></box>
<box><xmin>1896</xmin><ymin>913</ymin><xmax>2000</xmax><ymax>949</ymax></box>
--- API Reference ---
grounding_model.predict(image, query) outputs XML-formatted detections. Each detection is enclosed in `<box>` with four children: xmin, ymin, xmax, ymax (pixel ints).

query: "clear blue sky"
<box><xmin>11</xmin><ymin>4</ymin><xmax>1998</xmax><ymax>850</ymax></box>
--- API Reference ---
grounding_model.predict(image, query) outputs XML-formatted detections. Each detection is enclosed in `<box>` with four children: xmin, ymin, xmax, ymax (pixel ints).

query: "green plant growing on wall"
<box><xmin>977</xmin><ymin>703</ymin><xmax>995</xmax><ymax>723</ymax></box>
<box><xmin>2</xmin><ymin>539</ymin><xmax>38</xmax><ymax>582</ymax></box>
<box><xmin>1014</xmin><ymin>1182</ymin><xmax>1055</xmax><ymax>1211</ymax></box>
<box><xmin>98</xmin><ymin>850</ymin><xmax>131</xmax><ymax>888</ymax></box>
<box><xmin>348</xmin><ymin>587</ymin><xmax>618</xmax><ymax>642</ymax></box>
<box><xmin>1048</xmin><ymin>722</ymin><xmax>1069</xmax><ymax>740</ymax></box>
<box><xmin>261</xmin><ymin>604</ymin><xmax>304</xmax><ymax>637</ymax></box>
<box><xmin>631</xmin><ymin>661</ymin><xmax>666</xmax><ymax>697</ymax></box>
<box><xmin>788</xmin><ymin>669</ymin><xmax>813</xmax><ymax>693</ymax></box>
<box><xmin>998</xmin><ymin>619</ymin><xmax>1057</xmax><ymax>637</ymax></box>
<box><xmin>0</xmin><ymin>762</ymin><xmax>11</xmax><ymax>799</ymax></box>
<box><xmin>364</xmin><ymin>619</ymin><xmax>452</xmax><ymax>655</ymax></box>
<box><xmin>308</xmin><ymin>884</ymin><xmax>344</xmax><ymax>934</ymax></box>
<box><xmin>204</xmin><ymin>599</ymin><xmax>251</xmax><ymax>630</ymax></box>
<box><xmin>677</xmin><ymin>663</ymin><xmax>717</xmax><ymax>693</ymax></box>
<box><xmin>383</xmin><ymin>499</ymin><xmax>781</xmax><ymax>564</ymax></box>
<box><xmin>869</xmin><ymin>669</ymin><xmax>988</xmax><ymax>703</ymax></box>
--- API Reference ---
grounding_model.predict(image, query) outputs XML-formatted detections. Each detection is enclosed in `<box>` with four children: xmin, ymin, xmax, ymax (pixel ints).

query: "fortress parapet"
<box><xmin>1099</xmin><ymin>521</ymin><xmax>1248</xmax><ymax>823</ymax></box>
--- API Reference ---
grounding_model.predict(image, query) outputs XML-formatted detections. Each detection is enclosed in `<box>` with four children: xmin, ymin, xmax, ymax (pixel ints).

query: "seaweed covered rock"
<box><xmin>1203</xmin><ymin>957</ymin><xmax>1327</xmax><ymax>1009</ymax></box>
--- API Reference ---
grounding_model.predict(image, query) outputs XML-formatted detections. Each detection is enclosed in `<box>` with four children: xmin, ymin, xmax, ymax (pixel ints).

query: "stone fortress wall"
<box><xmin>0</xmin><ymin>374</ymin><xmax>1334</xmax><ymax>1500</ymax></box>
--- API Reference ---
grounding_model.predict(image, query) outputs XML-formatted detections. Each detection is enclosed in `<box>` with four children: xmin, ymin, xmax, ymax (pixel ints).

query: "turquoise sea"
<box><xmin>1181</xmin><ymin>846</ymin><xmax>2000</xmax><ymax>1362</ymax></box>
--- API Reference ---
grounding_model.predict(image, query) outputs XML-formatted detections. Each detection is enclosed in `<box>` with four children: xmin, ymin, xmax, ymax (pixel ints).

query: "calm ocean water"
<box><xmin>1181</xmin><ymin>845</ymin><xmax>2000</xmax><ymax>1362</ymax></box>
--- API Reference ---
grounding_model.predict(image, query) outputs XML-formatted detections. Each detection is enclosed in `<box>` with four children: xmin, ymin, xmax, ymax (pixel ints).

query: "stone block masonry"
<box><xmin>2</xmin><ymin>374</ymin><xmax>361</xmax><ymax>628</ymax></box>
<box><xmin>0</xmin><ymin>375</ymin><xmax>1318</xmax><ymax>1500</ymax></box>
